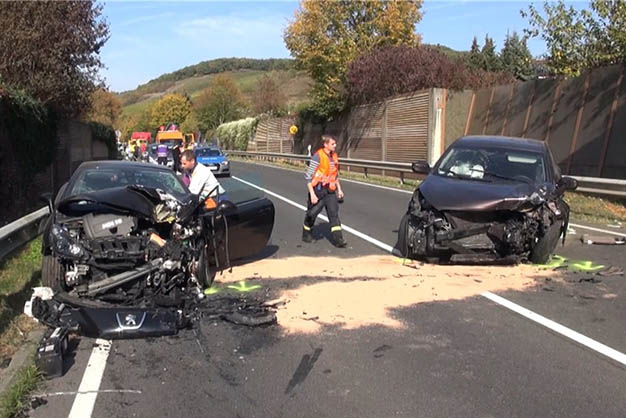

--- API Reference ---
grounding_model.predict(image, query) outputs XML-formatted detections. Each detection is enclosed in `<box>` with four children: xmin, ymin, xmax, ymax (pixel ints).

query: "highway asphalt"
<box><xmin>29</xmin><ymin>160</ymin><xmax>626</xmax><ymax>418</ymax></box>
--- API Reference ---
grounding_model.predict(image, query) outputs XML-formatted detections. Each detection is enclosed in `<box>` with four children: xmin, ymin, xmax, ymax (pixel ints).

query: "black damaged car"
<box><xmin>32</xmin><ymin>161</ymin><xmax>274</xmax><ymax>338</ymax></box>
<box><xmin>395</xmin><ymin>136</ymin><xmax>578</xmax><ymax>264</ymax></box>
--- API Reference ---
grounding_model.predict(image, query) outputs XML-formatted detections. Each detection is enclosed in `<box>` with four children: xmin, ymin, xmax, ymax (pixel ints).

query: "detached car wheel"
<box><xmin>42</xmin><ymin>255</ymin><xmax>65</xmax><ymax>291</ymax></box>
<box><xmin>529</xmin><ymin>220</ymin><xmax>563</xmax><ymax>264</ymax></box>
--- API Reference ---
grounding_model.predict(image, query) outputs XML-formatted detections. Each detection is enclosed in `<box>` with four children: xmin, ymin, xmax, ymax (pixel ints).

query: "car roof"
<box><xmin>454</xmin><ymin>135</ymin><xmax>547</xmax><ymax>153</ymax></box>
<box><xmin>75</xmin><ymin>160</ymin><xmax>174</xmax><ymax>173</ymax></box>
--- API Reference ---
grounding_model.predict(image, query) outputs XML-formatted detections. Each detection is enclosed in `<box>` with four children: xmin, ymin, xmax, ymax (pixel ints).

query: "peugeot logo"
<box><xmin>124</xmin><ymin>314</ymin><xmax>137</xmax><ymax>327</ymax></box>
<box><xmin>116</xmin><ymin>312</ymin><xmax>146</xmax><ymax>330</ymax></box>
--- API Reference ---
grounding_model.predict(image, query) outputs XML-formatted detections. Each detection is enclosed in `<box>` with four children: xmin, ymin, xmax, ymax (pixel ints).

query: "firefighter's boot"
<box><xmin>302</xmin><ymin>226</ymin><xmax>313</xmax><ymax>243</ymax></box>
<box><xmin>331</xmin><ymin>230</ymin><xmax>347</xmax><ymax>248</ymax></box>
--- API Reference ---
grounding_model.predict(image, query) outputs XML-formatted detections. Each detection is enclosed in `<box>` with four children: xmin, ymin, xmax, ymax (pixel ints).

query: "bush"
<box><xmin>215</xmin><ymin>117</ymin><xmax>258</xmax><ymax>150</ymax></box>
<box><xmin>347</xmin><ymin>45</ymin><xmax>515</xmax><ymax>105</ymax></box>
<box><xmin>89</xmin><ymin>121</ymin><xmax>117</xmax><ymax>158</ymax></box>
<box><xmin>1</xmin><ymin>88</ymin><xmax>57</xmax><ymax>175</ymax></box>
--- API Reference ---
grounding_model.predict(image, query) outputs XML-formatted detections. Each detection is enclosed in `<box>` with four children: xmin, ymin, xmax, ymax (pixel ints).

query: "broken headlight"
<box><xmin>50</xmin><ymin>225</ymin><xmax>86</xmax><ymax>260</ymax></box>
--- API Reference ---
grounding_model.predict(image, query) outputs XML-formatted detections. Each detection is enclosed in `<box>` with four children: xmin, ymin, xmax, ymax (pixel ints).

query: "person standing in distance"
<box><xmin>302</xmin><ymin>135</ymin><xmax>347</xmax><ymax>247</ymax></box>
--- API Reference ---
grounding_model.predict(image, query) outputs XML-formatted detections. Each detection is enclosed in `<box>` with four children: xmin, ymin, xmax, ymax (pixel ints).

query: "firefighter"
<box><xmin>302</xmin><ymin>134</ymin><xmax>347</xmax><ymax>247</ymax></box>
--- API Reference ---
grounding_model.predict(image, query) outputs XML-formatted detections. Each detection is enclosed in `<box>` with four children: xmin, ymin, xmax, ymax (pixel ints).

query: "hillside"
<box><xmin>119</xmin><ymin>58</ymin><xmax>313</xmax><ymax>120</ymax></box>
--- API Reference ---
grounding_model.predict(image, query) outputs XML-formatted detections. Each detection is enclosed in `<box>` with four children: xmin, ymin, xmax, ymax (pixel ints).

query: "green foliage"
<box><xmin>194</xmin><ymin>74</ymin><xmax>248</xmax><ymax>136</ymax></box>
<box><xmin>1</xmin><ymin>89</ymin><xmax>57</xmax><ymax>176</ymax></box>
<box><xmin>0</xmin><ymin>1</ymin><xmax>109</xmax><ymax>116</ymax></box>
<box><xmin>500</xmin><ymin>32</ymin><xmax>534</xmax><ymax>80</ymax></box>
<box><xmin>89</xmin><ymin>121</ymin><xmax>117</xmax><ymax>158</ymax></box>
<box><xmin>0</xmin><ymin>364</ymin><xmax>40</xmax><ymax>418</ymax></box>
<box><xmin>284</xmin><ymin>0</ymin><xmax>423</xmax><ymax>120</ymax></box>
<box><xmin>215</xmin><ymin>117</ymin><xmax>258</xmax><ymax>150</ymax></box>
<box><xmin>150</xmin><ymin>93</ymin><xmax>192</xmax><ymax>129</ymax></box>
<box><xmin>480</xmin><ymin>35</ymin><xmax>502</xmax><ymax>72</ymax></box>
<box><xmin>522</xmin><ymin>0</ymin><xmax>626</xmax><ymax>76</ymax></box>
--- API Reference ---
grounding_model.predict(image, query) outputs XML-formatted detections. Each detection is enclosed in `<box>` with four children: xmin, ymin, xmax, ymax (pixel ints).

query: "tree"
<box><xmin>481</xmin><ymin>35</ymin><xmax>501</xmax><ymax>72</ymax></box>
<box><xmin>84</xmin><ymin>89</ymin><xmax>122</xmax><ymax>126</ymax></box>
<box><xmin>522</xmin><ymin>0</ymin><xmax>626</xmax><ymax>76</ymax></box>
<box><xmin>150</xmin><ymin>93</ymin><xmax>192</xmax><ymax>129</ymax></box>
<box><xmin>284</xmin><ymin>0</ymin><xmax>423</xmax><ymax>118</ymax></box>
<box><xmin>251</xmin><ymin>75</ymin><xmax>287</xmax><ymax>115</ymax></box>
<box><xmin>467</xmin><ymin>36</ymin><xmax>484</xmax><ymax>69</ymax></box>
<box><xmin>194</xmin><ymin>74</ymin><xmax>247</xmax><ymax>135</ymax></box>
<box><xmin>500</xmin><ymin>32</ymin><xmax>533</xmax><ymax>80</ymax></box>
<box><xmin>347</xmin><ymin>45</ymin><xmax>515</xmax><ymax>105</ymax></box>
<box><xmin>0</xmin><ymin>1</ymin><xmax>109</xmax><ymax>116</ymax></box>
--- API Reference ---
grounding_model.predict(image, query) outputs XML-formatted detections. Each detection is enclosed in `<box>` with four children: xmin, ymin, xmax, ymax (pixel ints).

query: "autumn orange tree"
<box><xmin>284</xmin><ymin>0</ymin><xmax>423</xmax><ymax>118</ymax></box>
<box><xmin>150</xmin><ymin>93</ymin><xmax>192</xmax><ymax>129</ymax></box>
<box><xmin>84</xmin><ymin>89</ymin><xmax>122</xmax><ymax>126</ymax></box>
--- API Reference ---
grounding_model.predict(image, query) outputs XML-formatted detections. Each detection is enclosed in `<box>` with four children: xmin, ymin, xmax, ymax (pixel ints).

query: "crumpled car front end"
<box><xmin>31</xmin><ymin>184</ymin><xmax>275</xmax><ymax>338</ymax></box>
<box><xmin>395</xmin><ymin>176</ymin><xmax>570</xmax><ymax>264</ymax></box>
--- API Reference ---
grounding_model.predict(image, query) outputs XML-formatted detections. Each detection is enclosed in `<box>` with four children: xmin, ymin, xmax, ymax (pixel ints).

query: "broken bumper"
<box><xmin>28</xmin><ymin>292</ymin><xmax>183</xmax><ymax>339</ymax></box>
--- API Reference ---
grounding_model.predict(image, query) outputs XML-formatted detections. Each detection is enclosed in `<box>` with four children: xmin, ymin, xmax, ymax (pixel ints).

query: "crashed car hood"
<box><xmin>57</xmin><ymin>185</ymin><xmax>195</xmax><ymax>220</ymax></box>
<box><xmin>419</xmin><ymin>174</ymin><xmax>545</xmax><ymax>211</ymax></box>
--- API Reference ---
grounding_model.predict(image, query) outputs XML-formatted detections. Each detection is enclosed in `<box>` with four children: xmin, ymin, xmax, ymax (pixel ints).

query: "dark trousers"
<box><xmin>304</xmin><ymin>187</ymin><xmax>341</xmax><ymax>230</ymax></box>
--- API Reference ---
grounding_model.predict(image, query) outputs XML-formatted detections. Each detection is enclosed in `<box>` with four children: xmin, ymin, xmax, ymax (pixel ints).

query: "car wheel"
<box><xmin>197</xmin><ymin>244</ymin><xmax>216</xmax><ymax>288</ymax></box>
<box><xmin>530</xmin><ymin>220</ymin><xmax>563</xmax><ymax>264</ymax></box>
<box><xmin>42</xmin><ymin>255</ymin><xmax>65</xmax><ymax>291</ymax></box>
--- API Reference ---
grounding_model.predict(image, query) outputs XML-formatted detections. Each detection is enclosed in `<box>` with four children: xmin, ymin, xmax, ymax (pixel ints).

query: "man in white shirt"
<box><xmin>180</xmin><ymin>150</ymin><xmax>224</xmax><ymax>200</ymax></box>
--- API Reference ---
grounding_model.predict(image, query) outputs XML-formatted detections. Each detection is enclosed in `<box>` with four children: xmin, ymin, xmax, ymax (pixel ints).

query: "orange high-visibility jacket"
<box><xmin>310</xmin><ymin>149</ymin><xmax>339</xmax><ymax>191</ymax></box>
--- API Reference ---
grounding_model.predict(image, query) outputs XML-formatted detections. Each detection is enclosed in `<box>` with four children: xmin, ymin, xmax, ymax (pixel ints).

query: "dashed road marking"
<box><xmin>68</xmin><ymin>339</ymin><xmax>112</xmax><ymax>418</ymax></box>
<box><xmin>234</xmin><ymin>175</ymin><xmax>626</xmax><ymax>368</ymax></box>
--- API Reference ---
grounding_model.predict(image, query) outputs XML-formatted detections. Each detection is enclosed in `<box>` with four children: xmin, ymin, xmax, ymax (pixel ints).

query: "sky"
<box><xmin>100</xmin><ymin>0</ymin><xmax>560</xmax><ymax>93</ymax></box>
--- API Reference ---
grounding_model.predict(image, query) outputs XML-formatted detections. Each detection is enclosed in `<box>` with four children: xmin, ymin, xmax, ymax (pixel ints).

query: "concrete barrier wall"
<box><xmin>0</xmin><ymin>115</ymin><xmax>110</xmax><ymax>226</ymax></box>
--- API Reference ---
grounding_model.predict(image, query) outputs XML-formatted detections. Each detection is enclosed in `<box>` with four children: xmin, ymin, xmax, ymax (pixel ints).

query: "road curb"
<box><xmin>0</xmin><ymin>325</ymin><xmax>45</xmax><ymax>397</ymax></box>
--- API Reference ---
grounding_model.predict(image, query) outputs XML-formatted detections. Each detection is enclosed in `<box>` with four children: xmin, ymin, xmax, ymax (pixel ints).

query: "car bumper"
<box><xmin>29</xmin><ymin>292</ymin><xmax>182</xmax><ymax>339</ymax></box>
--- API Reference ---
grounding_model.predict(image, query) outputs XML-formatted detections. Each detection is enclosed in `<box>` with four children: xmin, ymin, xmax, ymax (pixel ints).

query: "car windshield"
<box><xmin>436</xmin><ymin>146</ymin><xmax>546</xmax><ymax>183</ymax></box>
<box><xmin>197</xmin><ymin>149</ymin><xmax>221</xmax><ymax>157</ymax></box>
<box><xmin>68</xmin><ymin>166</ymin><xmax>187</xmax><ymax>199</ymax></box>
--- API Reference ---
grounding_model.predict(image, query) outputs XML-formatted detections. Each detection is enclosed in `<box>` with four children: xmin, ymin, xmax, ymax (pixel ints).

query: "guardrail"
<box><xmin>227</xmin><ymin>150</ymin><xmax>626</xmax><ymax>198</ymax></box>
<box><xmin>0</xmin><ymin>207</ymin><xmax>49</xmax><ymax>263</ymax></box>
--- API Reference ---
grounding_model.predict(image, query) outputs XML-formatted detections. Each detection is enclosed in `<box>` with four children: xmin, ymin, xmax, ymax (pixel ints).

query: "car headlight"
<box><xmin>50</xmin><ymin>225</ymin><xmax>86</xmax><ymax>259</ymax></box>
<box><xmin>222</xmin><ymin>160</ymin><xmax>229</xmax><ymax>166</ymax></box>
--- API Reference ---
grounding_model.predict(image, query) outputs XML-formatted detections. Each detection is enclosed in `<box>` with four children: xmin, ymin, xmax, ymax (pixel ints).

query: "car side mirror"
<box><xmin>557</xmin><ymin>176</ymin><xmax>578</xmax><ymax>192</ymax></box>
<box><xmin>217</xmin><ymin>200</ymin><xmax>236</xmax><ymax>213</ymax></box>
<box><xmin>411</xmin><ymin>160</ymin><xmax>430</xmax><ymax>174</ymax></box>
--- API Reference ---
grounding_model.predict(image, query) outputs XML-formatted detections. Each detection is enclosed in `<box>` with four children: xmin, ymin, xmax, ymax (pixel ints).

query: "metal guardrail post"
<box><xmin>0</xmin><ymin>206</ymin><xmax>49</xmax><ymax>263</ymax></box>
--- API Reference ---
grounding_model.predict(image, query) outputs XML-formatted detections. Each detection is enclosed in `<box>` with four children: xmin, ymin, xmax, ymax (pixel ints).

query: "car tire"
<box><xmin>42</xmin><ymin>255</ymin><xmax>65</xmax><ymax>291</ymax></box>
<box><xmin>530</xmin><ymin>220</ymin><xmax>563</xmax><ymax>264</ymax></box>
<box><xmin>197</xmin><ymin>244</ymin><xmax>216</xmax><ymax>288</ymax></box>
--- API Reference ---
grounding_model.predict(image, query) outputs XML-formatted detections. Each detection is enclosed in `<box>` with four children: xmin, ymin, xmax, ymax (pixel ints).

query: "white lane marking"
<box><xmin>482</xmin><ymin>291</ymin><xmax>626</xmax><ymax>366</ymax></box>
<box><xmin>68</xmin><ymin>339</ymin><xmax>112</xmax><ymax>418</ymax></box>
<box><xmin>234</xmin><ymin>175</ymin><xmax>626</xmax><ymax>367</ymax></box>
<box><xmin>569</xmin><ymin>222</ymin><xmax>626</xmax><ymax>238</ymax></box>
<box><xmin>233</xmin><ymin>176</ymin><xmax>394</xmax><ymax>252</ymax></box>
<box><xmin>233</xmin><ymin>159</ymin><xmax>413</xmax><ymax>194</ymax></box>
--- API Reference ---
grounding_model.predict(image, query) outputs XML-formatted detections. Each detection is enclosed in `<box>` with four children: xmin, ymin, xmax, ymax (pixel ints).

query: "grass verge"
<box><xmin>232</xmin><ymin>156</ymin><xmax>626</xmax><ymax>225</ymax></box>
<box><xmin>0</xmin><ymin>365</ymin><xmax>40</xmax><ymax>418</ymax></box>
<box><xmin>0</xmin><ymin>237</ymin><xmax>42</xmax><ymax>362</ymax></box>
<box><xmin>0</xmin><ymin>238</ymin><xmax>44</xmax><ymax>418</ymax></box>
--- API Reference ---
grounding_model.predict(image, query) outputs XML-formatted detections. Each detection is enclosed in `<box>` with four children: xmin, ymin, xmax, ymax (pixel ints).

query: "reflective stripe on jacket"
<box><xmin>310</xmin><ymin>149</ymin><xmax>339</xmax><ymax>191</ymax></box>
